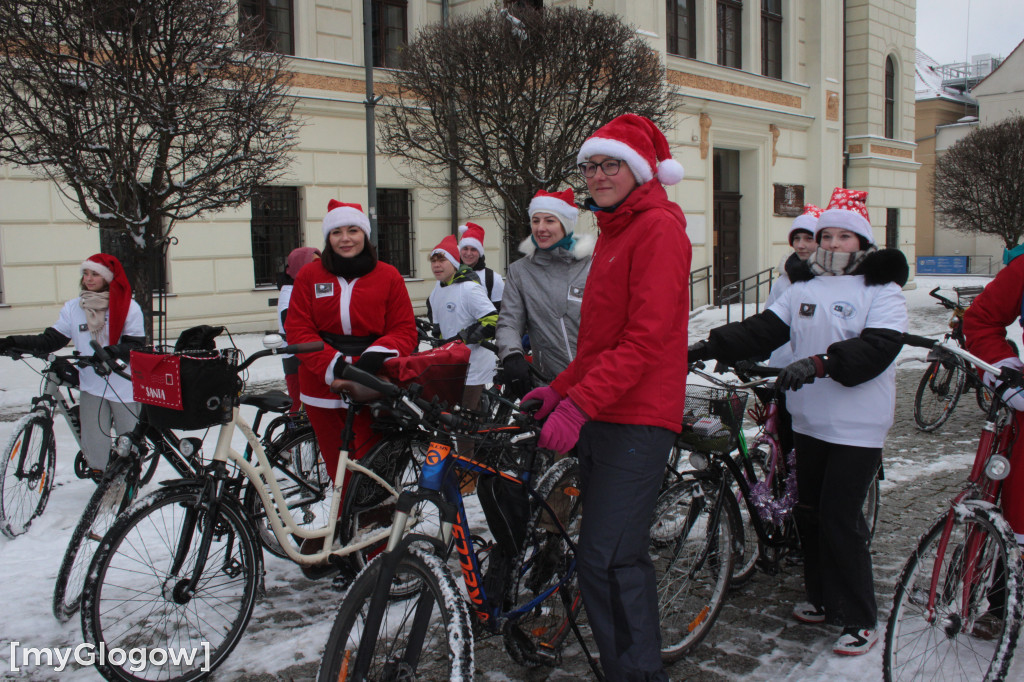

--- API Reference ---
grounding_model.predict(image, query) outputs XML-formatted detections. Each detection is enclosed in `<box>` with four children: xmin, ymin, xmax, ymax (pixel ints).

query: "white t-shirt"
<box><xmin>768</xmin><ymin>274</ymin><xmax>908</xmax><ymax>448</ymax></box>
<box><xmin>766</xmin><ymin>255</ymin><xmax>794</xmax><ymax>367</ymax></box>
<box><xmin>277</xmin><ymin>284</ymin><xmax>293</xmax><ymax>358</ymax></box>
<box><xmin>428</xmin><ymin>278</ymin><xmax>497</xmax><ymax>386</ymax></box>
<box><xmin>52</xmin><ymin>297</ymin><xmax>145</xmax><ymax>402</ymax></box>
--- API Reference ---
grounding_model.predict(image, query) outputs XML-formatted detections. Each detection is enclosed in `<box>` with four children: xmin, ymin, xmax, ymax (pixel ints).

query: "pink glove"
<box><xmin>538</xmin><ymin>398</ymin><xmax>590</xmax><ymax>454</ymax></box>
<box><xmin>522</xmin><ymin>385</ymin><xmax>562</xmax><ymax>419</ymax></box>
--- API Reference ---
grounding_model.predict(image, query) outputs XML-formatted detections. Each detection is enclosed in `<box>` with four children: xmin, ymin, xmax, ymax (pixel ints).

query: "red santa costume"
<box><xmin>284</xmin><ymin>201</ymin><xmax>417</xmax><ymax>483</ymax></box>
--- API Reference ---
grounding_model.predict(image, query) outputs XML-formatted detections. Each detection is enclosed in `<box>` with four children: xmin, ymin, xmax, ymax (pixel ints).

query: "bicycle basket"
<box><xmin>130</xmin><ymin>347</ymin><xmax>242</xmax><ymax>430</ymax></box>
<box><xmin>379</xmin><ymin>341</ymin><xmax>470</xmax><ymax>407</ymax></box>
<box><xmin>676</xmin><ymin>384</ymin><xmax>748</xmax><ymax>453</ymax></box>
<box><xmin>955</xmin><ymin>285</ymin><xmax>984</xmax><ymax>308</ymax></box>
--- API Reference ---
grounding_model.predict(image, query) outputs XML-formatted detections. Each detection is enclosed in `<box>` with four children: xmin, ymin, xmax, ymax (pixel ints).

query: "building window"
<box><xmin>250</xmin><ymin>186</ymin><xmax>301</xmax><ymax>288</ymax></box>
<box><xmin>240</xmin><ymin>0</ymin><xmax>295</xmax><ymax>55</ymax></box>
<box><xmin>372</xmin><ymin>0</ymin><xmax>407</xmax><ymax>68</ymax></box>
<box><xmin>886</xmin><ymin>208</ymin><xmax>899</xmax><ymax>249</ymax></box>
<box><xmin>761</xmin><ymin>0</ymin><xmax>782</xmax><ymax>79</ymax></box>
<box><xmin>717</xmin><ymin>0</ymin><xmax>743</xmax><ymax>69</ymax></box>
<box><xmin>884</xmin><ymin>55</ymin><xmax>896</xmax><ymax>139</ymax></box>
<box><xmin>377</xmin><ymin>189</ymin><xmax>413</xmax><ymax>277</ymax></box>
<box><xmin>667</xmin><ymin>0</ymin><xmax>696</xmax><ymax>58</ymax></box>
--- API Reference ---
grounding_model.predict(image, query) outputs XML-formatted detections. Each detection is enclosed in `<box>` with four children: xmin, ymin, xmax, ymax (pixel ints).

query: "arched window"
<box><xmin>884</xmin><ymin>55</ymin><xmax>896</xmax><ymax>139</ymax></box>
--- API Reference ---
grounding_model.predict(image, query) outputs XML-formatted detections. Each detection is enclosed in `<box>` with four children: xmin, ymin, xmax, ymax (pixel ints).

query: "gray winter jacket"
<box><xmin>495</xmin><ymin>233</ymin><xmax>596</xmax><ymax>381</ymax></box>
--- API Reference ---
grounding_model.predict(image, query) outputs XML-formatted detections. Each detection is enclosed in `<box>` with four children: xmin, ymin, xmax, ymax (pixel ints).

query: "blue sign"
<box><xmin>917</xmin><ymin>256</ymin><xmax>968</xmax><ymax>274</ymax></box>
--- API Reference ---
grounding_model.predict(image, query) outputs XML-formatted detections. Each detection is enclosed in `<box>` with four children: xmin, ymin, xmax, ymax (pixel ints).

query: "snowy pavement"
<box><xmin>2</xmin><ymin>275</ymin><xmax>1024</xmax><ymax>680</ymax></box>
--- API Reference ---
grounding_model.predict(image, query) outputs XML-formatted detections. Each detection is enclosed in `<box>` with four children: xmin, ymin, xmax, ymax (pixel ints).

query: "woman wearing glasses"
<box><xmin>523</xmin><ymin>114</ymin><xmax>691</xmax><ymax>681</ymax></box>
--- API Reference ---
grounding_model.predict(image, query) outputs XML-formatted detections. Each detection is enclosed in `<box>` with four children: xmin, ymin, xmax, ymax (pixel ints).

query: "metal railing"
<box><xmin>719</xmin><ymin>266</ymin><xmax>776</xmax><ymax>322</ymax></box>
<box><xmin>689</xmin><ymin>265</ymin><xmax>712</xmax><ymax>310</ymax></box>
<box><xmin>967</xmin><ymin>255</ymin><xmax>998</xmax><ymax>275</ymax></box>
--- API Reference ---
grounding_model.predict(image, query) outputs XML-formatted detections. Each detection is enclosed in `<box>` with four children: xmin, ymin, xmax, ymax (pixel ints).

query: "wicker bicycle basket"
<box><xmin>676</xmin><ymin>384</ymin><xmax>749</xmax><ymax>454</ymax></box>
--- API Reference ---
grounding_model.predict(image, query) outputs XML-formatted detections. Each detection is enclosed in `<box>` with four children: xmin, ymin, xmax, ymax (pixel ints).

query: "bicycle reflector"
<box><xmin>689</xmin><ymin>451</ymin><xmax>710</xmax><ymax>471</ymax></box>
<box><xmin>985</xmin><ymin>454</ymin><xmax>1011</xmax><ymax>481</ymax></box>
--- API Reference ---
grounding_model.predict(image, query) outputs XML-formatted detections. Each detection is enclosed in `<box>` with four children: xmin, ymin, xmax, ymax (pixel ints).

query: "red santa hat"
<box><xmin>80</xmin><ymin>253</ymin><xmax>132</xmax><ymax>343</ymax></box>
<box><xmin>816</xmin><ymin>188</ymin><xmax>874</xmax><ymax>245</ymax></box>
<box><xmin>457</xmin><ymin>222</ymin><xmax>486</xmax><ymax>255</ymax></box>
<box><xmin>322</xmin><ymin>200</ymin><xmax>371</xmax><ymax>241</ymax></box>
<box><xmin>577</xmin><ymin>113</ymin><xmax>685</xmax><ymax>186</ymax></box>
<box><xmin>789</xmin><ymin>204</ymin><xmax>823</xmax><ymax>244</ymax></box>
<box><xmin>528</xmin><ymin>188</ymin><xmax>579</xmax><ymax>234</ymax></box>
<box><xmin>431</xmin><ymin>235</ymin><xmax>461</xmax><ymax>269</ymax></box>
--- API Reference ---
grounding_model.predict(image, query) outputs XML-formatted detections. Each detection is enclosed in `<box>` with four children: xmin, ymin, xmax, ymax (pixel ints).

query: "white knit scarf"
<box><xmin>809</xmin><ymin>245</ymin><xmax>875</xmax><ymax>276</ymax></box>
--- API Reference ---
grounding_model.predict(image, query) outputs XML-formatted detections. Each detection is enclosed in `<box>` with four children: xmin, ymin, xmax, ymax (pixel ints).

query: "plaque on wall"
<box><xmin>773</xmin><ymin>184</ymin><xmax>804</xmax><ymax>217</ymax></box>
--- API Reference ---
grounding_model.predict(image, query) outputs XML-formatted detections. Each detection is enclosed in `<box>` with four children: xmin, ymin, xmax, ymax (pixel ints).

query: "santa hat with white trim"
<box><xmin>431</xmin><ymin>235</ymin><xmax>461</xmax><ymax>269</ymax></box>
<box><xmin>322</xmin><ymin>200</ymin><xmax>371</xmax><ymax>241</ymax></box>
<box><xmin>528</xmin><ymin>188</ymin><xmax>579</xmax><ymax>234</ymax></box>
<box><xmin>457</xmin><ymin>222</ymin><xmax>486</xmax><ymax>255</ymax></box>
<box><xmin>789</xmin><ymin>204</ymin><xmax>823</xmax><ymax>244</ymax></box>
<box><xmin>577</xmin><ymin>113</ymin><xmax>685</xmax><ymax>186</ymax></box>
<box><xmin>816</xmin><ymin>188</ymin><xmax>874</xmax><ymax>245</ymax></box>
<box><xmin>80</xmin><ymin>253</ymin><xmax>132</xmax><ymax>343</ymax></box>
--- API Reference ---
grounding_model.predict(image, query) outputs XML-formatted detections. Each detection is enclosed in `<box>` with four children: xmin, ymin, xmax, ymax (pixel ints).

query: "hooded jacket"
<box><xmin>549</xmin><ymin>180</ymin><xmax>691</xmax><ymax>432</ymax></box>
<box><xmin>495</xmin><ymin>233</ymin><xmax>596</xmax><ymax>381</ymax></box>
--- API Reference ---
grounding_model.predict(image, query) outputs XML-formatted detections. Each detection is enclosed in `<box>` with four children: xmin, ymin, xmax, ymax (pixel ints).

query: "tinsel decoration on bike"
<box><xmin>747</xmin><ymin>450</ymin><xmax>798</xmax><ymax>526</ymax></box>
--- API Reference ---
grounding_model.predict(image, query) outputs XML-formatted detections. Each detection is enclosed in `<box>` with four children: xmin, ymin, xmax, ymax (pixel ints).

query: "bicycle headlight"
<box><xmin>689</xmin><ymin>451</ymin><xmax>710</xmax><ymax>471</ymax></box>
<box><xmin>985</xmin><ymin>454</ymin><xmax>1011</xmax><ymax>481</ymax></box>
<box><xmin>180</xmin><ymin>437</ymin><xmax>203</xmax><ymax>458</ymax></box>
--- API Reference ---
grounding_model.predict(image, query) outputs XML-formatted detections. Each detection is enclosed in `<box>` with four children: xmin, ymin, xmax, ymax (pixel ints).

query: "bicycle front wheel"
<box><xmin>913</xmin><ymin>359</ymin><xmax>966</xmax><ymax>432</ymax></box>
<box><xmin>884</xmin><ymin>505</ymin><xmax>1024</xmax><ymax>682</ymax></box>
<box><xmin>652</xmin><ymin>471</ymin><xmax>736</xmax><ymax>661</ymax></box>
<box><xmin>81</xmin><ymin>485</ymin><xmax>261</xmax><ymax>682</ymax></box>
<box><xmin>53</xmin><ymin>455</ymin><xmax>136</xmax><ymax>622</ymax></box>
<box><xmin>317</xmin><ymin>546</ymin><xmax>473</xmax><ymax>682</ymax></box>
<box><xmin>0</xmin><ymin>413</ymin><xmax>57</xmax><ymax>538</ymax></box>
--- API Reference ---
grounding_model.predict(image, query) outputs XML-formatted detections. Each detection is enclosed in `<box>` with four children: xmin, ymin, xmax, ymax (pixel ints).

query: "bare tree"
<box><xmin>379</xmin><ymin>6</ymin><xmax>672</xmax><ymax>251</ymax></box>
<box><xmin>0</xmin><ymin>0</ymin><xmax>300</xmax><ymax>338</ymax></box>
<box><xmin>933</xmin><ymin>115</ymin><xmax>1024</xmax><ymax>249</ymax></box>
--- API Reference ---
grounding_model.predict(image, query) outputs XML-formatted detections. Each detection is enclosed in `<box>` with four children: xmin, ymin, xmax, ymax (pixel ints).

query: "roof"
<box><xmin>915</xmin><ymin>49</ymin><xmax>978</xmax><ymax>104</ymax></box>
<box><xmin>972</xmin><ymin>37</ymin><xmax>1024</xmax><ymax>93</ymax></box>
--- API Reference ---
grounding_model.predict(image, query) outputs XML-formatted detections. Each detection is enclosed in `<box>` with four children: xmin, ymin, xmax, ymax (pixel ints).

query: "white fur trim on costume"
<box><xmin>577</xmin><ymin>137</ymin><xmax>654</xmax><ymax>184</ymax></box>
<box><xmin>458</xmin><ymin>237</ymin><xmax>484</xmax><ymax>254</ymax></box>
<box><xmin>518</xmin><ymin>232</ymin><xmax>596</xmax><ymax>260</ymax></box>
<box><xmin>528</xmin><ymin>196</ymin><xmax>579</xmax><ymax>233</ymax></box>
<box><xmin>431</xmin><ymin>247</ymin><xmax>460</xmax><ymax>268</ymax></box>
<box><xmin>816</xmin><ymin>209</ymin><xmax>874</xmax><ymax>245</ymax></box>
<box><xmin>323</xmin><ymin>206</ymin><xmax>372</xmax><ymax>241</ymax></box>
<box><xmin>81</xmin><ymin>259</ymin><xmax>114</xmax><ymax>283</ymax></box>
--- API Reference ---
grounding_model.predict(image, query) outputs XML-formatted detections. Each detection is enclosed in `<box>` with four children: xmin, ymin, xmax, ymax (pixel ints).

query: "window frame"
<box><xmin>761</xmin><ymin>0</ymin><xmax>782</xmax><ymax>79</ymax></box>
<box><xmin>372</xmin><ymin>0</ymin><xmax>408</xmax><ymax>69</ymax></box>
<box><xmin>376</xmin><ymin>188</ymin><xmax>414</xmax><ymax>277</ymax></box>
<box><xmin>885</xmin><ymin>208</ymin><xmax>899</xmax><ymax>249</ymax></box>
<box><xmin>884</xmin><ymin>55</ymin><xmax>896</xmax><ymax>139</ymax></box>
<box><xmin>717</xmin><ymin>0</ymin><xmax>743</xmax><ymax>69</ymax></box>
<box><xmin>239</xmin><ymin>0</ymin><xmax>295</xmax><ymax>56</ymax></box>
<box><xmin>250</xmin><ymin>186</ymin><xmax>302</xmax><ymax>289</ymax></box>
<box><xmin>667</xmin><ymin>0</ymin><xmax>697</xmax><ymax>59</ymax></box>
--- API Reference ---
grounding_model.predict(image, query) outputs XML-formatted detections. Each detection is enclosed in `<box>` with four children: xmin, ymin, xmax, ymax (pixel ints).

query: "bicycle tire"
<box><xmin>913</xmin><ymin>358</ymin><xmax>966</xmax><ymax>432</ymax></box>
<box><xmin>502</xmin><ymin>456</ymin><xmax>584</xmax><ymax>666</ymax></box>
<box><xmin>652</xmin><ymin>471</ymin><xmax>737</xmax><ymax>661</ymax></box>
<box><xmin>0</xmin><ymin>412</ymin><xmax>57</xmax><ymax>538</ymax></box>
<box><xmin>884</xmin><ymin>504</ymin><xmax>1024</xmax><ymax>682</ymax></box>
<box><xmin>81</xmin><ymin>484</ymin><xmax>261</xmax><ymax>682</ymax></box>
<box><xmin>864</xmin><ymin>467</ymin><xmax>881</xmax><ymax>543</ymax></box>
<box><xmin>316</xmin><ymin>546</ymin><xmax>473</xmax><ymax>682</ymax></box>
<box><xmin>53</xmin><ymin>455</ymin><xmax>136</xmax><ymax>622</ymax></box>
<box><xmin>730</xmin><ymin>446</ymin><xmax>772</xmax><ymax>587</ymax></box>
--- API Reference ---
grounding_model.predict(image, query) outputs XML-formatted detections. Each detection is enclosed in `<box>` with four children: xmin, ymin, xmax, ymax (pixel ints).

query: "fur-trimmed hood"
<box><xmin>787</xmin><ymin>248</ymin><xmax>909</xmax><ymax>287</ymax></box>
<box><xmin>517</xmin><ymin>232</ymin><xmax>597</xmax><ymax>261</ymax></box>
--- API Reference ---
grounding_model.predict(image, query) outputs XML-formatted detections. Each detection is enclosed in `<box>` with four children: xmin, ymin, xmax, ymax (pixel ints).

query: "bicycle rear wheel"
<box><xmin>316</xmin><ymin>546</ymin><xmax>473</xmax><ymax>682</ymax></box>
<box><xmin>81</xmin><ymin>485</ymin><xmax>261</xmax><ymax>682</ymax></box>
<box><xmin>0</xmin><ymin>413</ymin><xmax>57</xmax><ymax>538</ymax></box>
<box><xmin>884</xmin><ymin>505</ymin><xmax>1024</xmax><ymax>682</ymax></box>
<box><xmin>53</xmin><ymin>455</ymin><xmax>136</xmax><ymax>622</ymax></box>
<box><xmin>864</xmin><ymin>465</ymin><xmax>881</xmax><ymax>543</ymax></box>
<box><xmin>503</xmin><ymin>456</ymin><xmax>584</xmax><ymax>666</ymax></box>
<box><xmin>652</xmin><ymin>471</ymin><xmax>736</xmax><ymax>661</ymax></box>
<box><xmin>913</xmin><ymin>359</ymin><xmax>966</xmax><ymax>432</ymax></box>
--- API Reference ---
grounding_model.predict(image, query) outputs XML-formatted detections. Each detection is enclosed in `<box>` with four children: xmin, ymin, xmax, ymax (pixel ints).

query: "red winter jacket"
<box><xmin>549</xmin><ymin>180</ymin><xmax>691</xmax><ymax>432</ymax></box>
<box><xmin>285</xmin><ymin>259</ymin><xmax>417</xmax><ymax>408</ymax></box>
<box><xmin>963</xmin><ymin>254</ymin><xmax>1024</xmax><ymax>366</ymax></box>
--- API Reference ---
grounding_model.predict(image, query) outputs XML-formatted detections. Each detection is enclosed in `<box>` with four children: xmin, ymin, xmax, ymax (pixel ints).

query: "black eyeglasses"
<box><xmin>577</xmin><ymin>159</ymin><xmax>623</xmax><ymax>178</ymax></box>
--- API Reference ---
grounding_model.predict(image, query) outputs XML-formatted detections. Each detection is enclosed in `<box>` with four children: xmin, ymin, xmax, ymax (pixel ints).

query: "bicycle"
<box><xmin>652</xmin><ymin>360</ymin><xmax>881</xmax><ymax>660</ymax></box>
<box><xmin>78</xmin><ymin>337</ymin><xmax>406</xmax><ymax>682</ymax></box>
<box><xmin>913</xmin><ymin>286</ymin><xmax>995</xmax><ymax>431</ymax></box>
<box><xmin>884</xmin><ymin>333</ymin><xmax>1024</xmax><ymax>682</ymax></box>
<box><xmin>316</xmin><ymin>363</ymin><xmax>592</xmax><ymax>681</ymax></box>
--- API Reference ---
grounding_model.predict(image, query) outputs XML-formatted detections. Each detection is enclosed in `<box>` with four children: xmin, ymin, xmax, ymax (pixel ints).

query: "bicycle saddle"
<box><xmin>240</xmin><ymin>391</ymin><xmax>293</xmax><ymax>413</ymax></box>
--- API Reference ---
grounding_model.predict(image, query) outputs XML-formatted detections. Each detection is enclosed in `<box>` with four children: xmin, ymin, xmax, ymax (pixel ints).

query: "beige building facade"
<box><xmin>0</xmin><ymin>0</ymin><xmax>917</xmax><ymax>337</ymax></box>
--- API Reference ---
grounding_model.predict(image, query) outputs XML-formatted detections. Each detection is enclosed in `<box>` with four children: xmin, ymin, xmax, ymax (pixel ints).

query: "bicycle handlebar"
<box><xmin>928</xmin><ymin>286</ymin><xmax>961</xmax><ymax>312</ymax></box>
<box><xmin>901</xmin><ymin>332</ymin><xmax>1012</xmax><ymax>382</ymax></box>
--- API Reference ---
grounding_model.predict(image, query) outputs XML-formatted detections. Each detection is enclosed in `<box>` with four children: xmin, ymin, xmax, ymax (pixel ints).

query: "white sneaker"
<box><xmin>792</xmin><ymin>602</ymin><xmax>826</xmax><ymax>624</ymax></box>
<box><xmin>833</xmin><ymin>627</ymin><xmax>878</xmax><ymax>656</ymax></box>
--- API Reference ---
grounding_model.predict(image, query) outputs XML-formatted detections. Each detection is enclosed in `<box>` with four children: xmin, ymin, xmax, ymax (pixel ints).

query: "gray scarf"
<box><xmin>809</xmin><ymin>245</ymin><xmax>875</xmax><ymax>276</ymax></box>
<box><xmin>79</xmin><ymin>290</ymin><xmax>110</xmax><ymax>343</ymax></box>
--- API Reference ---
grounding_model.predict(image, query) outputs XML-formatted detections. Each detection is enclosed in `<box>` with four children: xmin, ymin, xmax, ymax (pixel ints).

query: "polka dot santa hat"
<box><xmin>815</xmin><ymin>188</ymin><xmax>874</xmax><ymax>245</ymax></box>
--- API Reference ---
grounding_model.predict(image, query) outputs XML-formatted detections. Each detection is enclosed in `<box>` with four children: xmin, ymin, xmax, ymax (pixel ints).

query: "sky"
<box><xmin>916</xmin><ymin>0</ymin><xmax>1024</xmax><ymax>66</ymax></box>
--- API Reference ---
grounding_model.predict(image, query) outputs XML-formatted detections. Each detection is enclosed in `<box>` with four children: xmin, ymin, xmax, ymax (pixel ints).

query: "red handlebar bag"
<box><xmin>379</xmin><ymin>341</ymin><xmax>471</xmax><ymax>407</ymax></box>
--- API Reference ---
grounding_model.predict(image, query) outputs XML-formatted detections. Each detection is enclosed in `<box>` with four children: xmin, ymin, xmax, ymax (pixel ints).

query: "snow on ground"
<box><xmin>1</xmin><ymin>275</ymin><xmax>1021</xmax><ymax>680</ymax></box>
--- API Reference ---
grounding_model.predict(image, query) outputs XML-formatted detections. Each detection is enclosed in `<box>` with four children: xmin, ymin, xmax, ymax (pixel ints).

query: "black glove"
<box><xmin>354</xmin><ymin>351</ymin><xmax>389</xmax><ymax>376</ymax></box>
<box><xmin>333</xmin><ymin>359</ymin><xmax>349</xmax><ymax>380</ymax></box>
<box><xmin>502</xmin><ymin>353</ymin><xmax>532</xmax><ymax>399</ymax></box>
<box><xmin>776</xmin><ymin>357</ymin><xmax>822</xmax><ymax>391</ymax></box>
<box><xmin>687</xmin><ymin>340</ymin><xmax>713</xmax><ymax>363</ymax></box>
<box><xmin>458</xmin><ymin>322</ymin><xmax>491</xmax><ymax>345</ymax></box>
